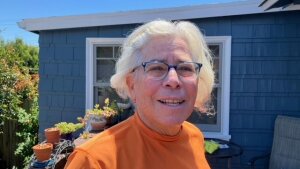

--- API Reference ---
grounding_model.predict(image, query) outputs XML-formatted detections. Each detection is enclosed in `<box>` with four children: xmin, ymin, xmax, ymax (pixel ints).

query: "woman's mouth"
<box><xmin>158</xmin><ymin>99</ymin><xmax>185</xmax><ymax>105</ymax></box>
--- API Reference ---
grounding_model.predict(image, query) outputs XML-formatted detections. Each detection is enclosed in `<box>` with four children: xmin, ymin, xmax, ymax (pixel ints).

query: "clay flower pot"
<box><xmin>32</xmin><ymin>143</ymin><xmax>53</xmax><ymax>162</ymax></box>
<box><xmin>91</xmin><ymin>121</ymin><xmax>106</xmax><ymax>131</ymax></box>
<box><xmin>45</xmin><ymin>127</ymin><xmax>60</xmax><ymax>145</ymax></box>
<box><xmin>90</xmin><ymin>117</ymin><xmax>107</xmax><ymax>131</ymax></box>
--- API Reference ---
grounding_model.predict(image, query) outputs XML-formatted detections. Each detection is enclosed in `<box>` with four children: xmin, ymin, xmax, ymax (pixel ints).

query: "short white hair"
<box><xmin>110</xmin><ymin>19</ymin><xmax>214</xmax><ymax>109</ymax></box>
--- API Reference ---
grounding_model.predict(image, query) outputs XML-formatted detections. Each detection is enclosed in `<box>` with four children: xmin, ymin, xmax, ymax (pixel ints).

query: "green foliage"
<box><xmin>0</xmin><ymin>38</ymin><xmax>39</xmax><ymax>168</ymax></box>
<box><xmin>15</xmin><ymin>98</ymin><xmax>39</xmax><ymax>165</ymax></box>
<box><xmin>55</xmin><ymin>122</ymin><xmax>83</xmax><ymax>134</ymax></box>
<box><xmin>0</xmin><ymin>38</ymin><xmax>38</xmax><ymax>74</ymax></box>
<box><xmin>0</xmin><ymin>63</ymin><xmax>20</xmax><ymax>120</ymax></box>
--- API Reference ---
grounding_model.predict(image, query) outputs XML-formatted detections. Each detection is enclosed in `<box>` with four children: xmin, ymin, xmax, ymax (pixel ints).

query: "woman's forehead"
<box><xmin>143</xmin><ymin>36</ymin><xmax>189</xmax><ymax>50</ymax></box>
<box><xmin>140</xmin><ymin>36</ymin><xmax>192</xmax><ymax>60</ymax></box>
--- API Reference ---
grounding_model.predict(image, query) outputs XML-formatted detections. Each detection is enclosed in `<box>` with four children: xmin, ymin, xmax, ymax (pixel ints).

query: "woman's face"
<box><xmin>127</xmin><ymin>36</ymin><xmax>198</xmax><ymax>133</ymax></box>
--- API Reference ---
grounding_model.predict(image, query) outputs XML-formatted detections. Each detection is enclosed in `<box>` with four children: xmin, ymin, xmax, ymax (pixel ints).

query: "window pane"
<box><xmin>96</xmin><ymin>60</ymin><xmax>115</xmax><ymax>83</ymax></box>
<box><xmin>213</xmin><ymin>58</ymin><xmax>219</xmax><ymax>84</ymax></box>
<box><xmin>114</xmin><ymin>46</ymin><xmax>121</xmax><ymax>58</ymax></box>
<box><xmin>188</xmin><ymin>44</ymin><xmax>220</xmax><ymax>127</ymax></box>
<box><xmin>209</xmin><ymin>45</ymin><xmax>220</xmax><ymax>84</ymax></box>
<box><xmin>97</xmin><ymin>47</ymin><xmax>113</xmax><ymax>58</ymax></box>
<box><xmin>209</xmin><ymin>45</ymin><xmax>219</xmax><ymax>58</ymax></box>
<box><xmin>94</xmin><ymin>86</ymin><xmax>128</xmax><ymax>107</ymax></box>
<box><xmin>94</xmin><ymin>45</ymin><xmax>125</xmax><ymax>107</ymax></box>
<box><xmin>188</xmin><ymin>88</ymin><xmax>218</xmax><ymax>125</ymax></box>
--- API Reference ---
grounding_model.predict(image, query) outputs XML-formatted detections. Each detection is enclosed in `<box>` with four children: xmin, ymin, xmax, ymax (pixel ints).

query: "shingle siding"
<box><xmin>195</xmin><ymin>11</ymin><xmax>300</xmax><ymax>169</ymax></box>
<box><xmin>39</xmin><ymin>10</ymin><xmax>300</xmax><ymax>169</ymax></box>
<box><xmin>38</xmin><ymin>28</ymin><xmax>96</xmax><ymax>136</ymax></box>
<box><xmin>228</xmin><ymin>11</ymin><xmax>300</xmax><ymax>169</ymax></box>
<box><xmin>98</xmin><ymin>25</ymin><xmax>125</xmax><ymax>37</ymax></box>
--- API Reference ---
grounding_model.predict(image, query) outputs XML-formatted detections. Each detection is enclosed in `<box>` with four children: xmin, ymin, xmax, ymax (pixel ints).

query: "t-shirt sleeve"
<box><xmin>64</xmin><ymin>149</ymin><xmax>101</xmax><ymax>169</ymax></box>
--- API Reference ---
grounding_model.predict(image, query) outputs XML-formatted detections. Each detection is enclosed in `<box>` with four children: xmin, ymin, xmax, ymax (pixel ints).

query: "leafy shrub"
<box><xmin>0</xmin><ymin>38</ymin><xmax>39</xmax><ymax>168</ymax></box>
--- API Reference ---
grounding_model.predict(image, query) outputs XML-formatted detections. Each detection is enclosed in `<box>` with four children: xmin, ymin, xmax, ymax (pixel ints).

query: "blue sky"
<box><xmin>0</xmin><ymin>0</ymin><xmax>240</xmax><ymax>46</ymax></box>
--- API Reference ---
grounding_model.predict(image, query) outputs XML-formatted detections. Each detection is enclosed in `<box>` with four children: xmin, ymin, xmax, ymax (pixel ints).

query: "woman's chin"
<box><xmin>158</xmin><ymin>116</ymin><xmax>186</xmax><ymax>126</ymax></box>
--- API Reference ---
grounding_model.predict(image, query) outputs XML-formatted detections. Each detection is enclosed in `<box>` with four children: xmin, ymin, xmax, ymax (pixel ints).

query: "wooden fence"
<box><xmin>0</xmin><ymin>119</ymin><xmax>21</xmax><ymax>168</ymax></box>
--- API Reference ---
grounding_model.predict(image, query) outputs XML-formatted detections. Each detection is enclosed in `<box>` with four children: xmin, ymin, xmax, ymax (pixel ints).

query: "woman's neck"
<box><xmin>136</xmin><ymin>112</ymin><xmax>182</xmax><ymax>136</ymax></box>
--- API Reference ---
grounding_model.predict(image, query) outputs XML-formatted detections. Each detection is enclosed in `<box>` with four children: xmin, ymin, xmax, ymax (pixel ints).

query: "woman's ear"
<box><xmin>126</xmin><ymin>73</ymin><xmax>136</xmax><ymax>100</ymax></box>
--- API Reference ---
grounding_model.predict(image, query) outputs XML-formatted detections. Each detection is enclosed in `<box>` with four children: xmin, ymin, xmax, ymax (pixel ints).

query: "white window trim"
<box><xmin>85</xmin><ymin>38</ymin><xmax>124</xmax><ymax>110</ymax></box>
<box><xmin>86</xmin><ymin>36</ymin><xmax>231</xmax><ymax>140</ymax></box>
<box><xmin>204</xmin><ymin>36</ymin><xmax>232</xmax><ymax>140</ymax></box>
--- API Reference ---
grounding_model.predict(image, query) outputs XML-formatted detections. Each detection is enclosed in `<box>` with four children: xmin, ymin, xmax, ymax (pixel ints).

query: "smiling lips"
<box><xmin>158</xmin><ymin>99</ymin><xmax>185</xmax><ymax>105</ymax></box>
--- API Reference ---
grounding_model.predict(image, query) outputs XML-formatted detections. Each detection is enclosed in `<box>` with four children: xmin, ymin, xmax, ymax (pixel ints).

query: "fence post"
<box><xmin>0</xmin><ymin>119</ymin><xmax>21</xmax><ymax>168</ymax></box>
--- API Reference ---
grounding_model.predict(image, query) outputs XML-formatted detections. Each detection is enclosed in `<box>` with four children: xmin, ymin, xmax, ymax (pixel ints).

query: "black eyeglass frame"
<box><xmin>141</xmin><ymin>61</ymin><xmax>202</xmax><ymax>74</ymax></box>
<box><xmin>131</xmin><ymin>60</ymin><xmax>202</xmax><ymax>80</ymax></box>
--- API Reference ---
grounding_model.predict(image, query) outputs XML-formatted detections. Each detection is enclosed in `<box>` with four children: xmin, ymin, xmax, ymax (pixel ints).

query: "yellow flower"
<box><xmin>104</xmin><ymin>98</ymin><xmax>110</xmax><ymax>106</ymax></box>
<box><xmin>94</xmin><ymin>104</ymin><xmax>100</xmax><ymax>109</ymax></box>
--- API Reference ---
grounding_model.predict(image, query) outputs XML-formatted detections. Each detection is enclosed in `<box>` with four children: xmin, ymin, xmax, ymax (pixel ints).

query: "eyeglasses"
<box><xmin>133</xmin><ymin>60</ymin><xmax>202</xmax><ymax>80</ymax></box>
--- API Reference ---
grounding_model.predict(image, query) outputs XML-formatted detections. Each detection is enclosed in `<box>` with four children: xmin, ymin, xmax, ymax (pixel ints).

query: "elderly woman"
<box><xmin>65</xmin><ymin>20</ymin><xmax>214</xmax><ymax>169</ymax></box>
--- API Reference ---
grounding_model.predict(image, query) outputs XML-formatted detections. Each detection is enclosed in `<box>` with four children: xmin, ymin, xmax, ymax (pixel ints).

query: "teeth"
<box><xmin>160</xmin><ymin>99</ymin><xmax>184</xmax><ymax>105</ymax></box>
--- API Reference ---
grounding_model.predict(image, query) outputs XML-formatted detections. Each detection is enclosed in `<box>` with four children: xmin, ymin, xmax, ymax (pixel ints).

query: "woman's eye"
<box><xmin>147</xmin><ymin>65</ymin><xmax>166</xmax><ymax>71</ymax></box>
<box><xmin>178</xmin><ymin>66</ymin><xmax>194</xmax><ymax>72</ymax></box>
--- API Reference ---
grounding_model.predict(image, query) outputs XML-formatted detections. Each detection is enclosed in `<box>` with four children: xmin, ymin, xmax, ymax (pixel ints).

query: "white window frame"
<box><xmin>203</xmin><ymin>36</ymin><xmax>231</xmax><ymax>140</ymax></box>
<box><xmin>86</xmin><ymin>36</ymin><xmax>231</xmax><ymax>140</ymax></box>
<box><xmin>85</xmin><ymin>38</ymin><xmax>124</xmax><ymax>109</ymax></box>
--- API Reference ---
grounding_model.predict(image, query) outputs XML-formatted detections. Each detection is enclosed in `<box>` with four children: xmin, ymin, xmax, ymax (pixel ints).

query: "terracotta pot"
<box><xmin>45</xmin><ymin>128</ymin><xmax>60</xmax><ymax>145</ymax></box>
<box><xmin>90</xmin><ymin>119</ymin><xmax>107</xmax><ymax>131</ymax></box>
<box><xmin>32</xmin><ymin>143</ymin><xmax>53</xmax><ymax>162</ymax></box>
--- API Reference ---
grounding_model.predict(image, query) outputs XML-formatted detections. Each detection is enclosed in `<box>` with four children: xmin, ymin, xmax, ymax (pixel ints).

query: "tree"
<box><xmin>0</xmin><ymin>38</ymin><xmax>39</xmax><ymax>168</ymax></box>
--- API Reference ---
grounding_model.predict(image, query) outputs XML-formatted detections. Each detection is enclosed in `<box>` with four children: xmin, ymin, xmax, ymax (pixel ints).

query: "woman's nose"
<box><xmin>162</xmin><ymin>68</ymin><xmax>181</xmax><ymax>89</ymax></box>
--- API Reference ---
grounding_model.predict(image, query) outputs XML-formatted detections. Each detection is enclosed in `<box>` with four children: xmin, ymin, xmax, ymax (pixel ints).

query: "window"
<box><xmin>86</xmin><ymin>36</ymin><xmax>231</xmax><ymax>140</ymax></box>
<box><xmin>94</xmin><ymin>45</ymin><xmax>124</xmax><ymax>105</ymax></box>
<box><xmin>187</xmin><ymin>36</ymin><xmax>232</xmax><ymax>140</ymax></box>
<box><xmin>86</xmin><ymin>38</ymin><xmax>124</xmax><ymax>109</ymax></box>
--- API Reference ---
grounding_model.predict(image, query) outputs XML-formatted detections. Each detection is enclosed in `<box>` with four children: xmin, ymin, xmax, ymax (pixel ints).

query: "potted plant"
<box><xmin>102</xmin><ymin>98</ymin><xmax>120</xmax><ymax>127</ymax></box>
<box><xmin>44</xmin><ymin>127</ymin><xmax>60</xmax><ymax>145</ymax></box>
<box><xmin>32</xmin><ymin>143</ymin><xmax>53</xmax><ymax>162</ymax></box>
<box><xmin>55</xmin><ymin>122</ymin><xmax>83</xmax><ymax>140</ymax></box>
<box><xmin>85</xmin><ymin>104</ymin><xmax>107</xmax><ymax>131</ymax></box>
<box><xmin>84</xmin><ymin>98</ymin><xmax>120</xmax><ymax>131</ymax></box>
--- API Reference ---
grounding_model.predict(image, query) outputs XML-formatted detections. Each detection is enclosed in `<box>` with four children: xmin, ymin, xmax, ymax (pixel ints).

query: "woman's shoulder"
<box><xmin>182</xmin><ymin>121</ymin><xmax>204</xmax><ymax>138</ymax></box>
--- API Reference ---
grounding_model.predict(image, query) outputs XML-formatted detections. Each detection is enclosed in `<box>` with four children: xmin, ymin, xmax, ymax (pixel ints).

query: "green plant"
<box><xmin>85</xmin><ymin>98</ymin><xmax>119</xmax><ymax>119</ymax></box>
<box><xmin>102</xmin><ymin>98</ymin><xmax>119</xmax><ymax>119</ymax></box>
<box><xmin>80</xmin><ymin>131</ymin><xmax>90</xmax><ymax>139</ymax></box>
<box><xmin>87</xmin><ymin>104</ymin><xmax>103</xmax><ymax>117</ymax></box>
<box><xmin>0</xmin><ymin>38</ymin><xmax>39</xmax><ymax>168</ymax></box>
<box><xmin>15</xmin><ymin>99</ymin><xmax>39</xmax><ymax>165</ymax></box>
<box><xmin>55</xmin><ymin>122</ymin><xmax>83</xmax><ymax>134</ymax></box>
<box><xmin>84</xmin><ymin>104</ymin><xmax>105</xmax><ymax>126</ymax></box>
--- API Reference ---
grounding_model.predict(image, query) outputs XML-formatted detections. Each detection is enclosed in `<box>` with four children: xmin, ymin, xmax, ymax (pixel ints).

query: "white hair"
<box><xmin>110</xmin><ymin>19</ymin><xmax>214</xmax><ymax>109</ymax></box>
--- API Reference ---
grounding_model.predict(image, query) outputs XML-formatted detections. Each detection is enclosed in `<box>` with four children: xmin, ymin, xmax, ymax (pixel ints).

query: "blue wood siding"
<box><xmin>38</xmin><ymin>11</ymin><xmax>300</xmax><ymax>169</ymax></box>
<box><xmin>201</xmin><ymin>11</ymin><xmax>300</xmax><ymax>169</ymax></box>
<box><xmin>38</xmin><ymin>25</ymin><xmax>133</xmax><ymax>133</ymax></box>
<box><xmin>230</xmin><ymin>12</ymin><xmax>300</xmax><ymax>169</ymax></box>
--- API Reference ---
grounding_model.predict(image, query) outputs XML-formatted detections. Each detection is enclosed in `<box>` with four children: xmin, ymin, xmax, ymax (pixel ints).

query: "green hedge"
<box><xmin>0</xmin><ymin>38</ymin><xmax>39</xmax><ymax>168</ymax></box>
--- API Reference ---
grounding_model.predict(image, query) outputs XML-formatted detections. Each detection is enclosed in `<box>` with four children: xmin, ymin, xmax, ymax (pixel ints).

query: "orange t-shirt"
<box><xmin>65</xmin><ymin>113</ymin><xmax>210</xmax><ymax>169</ymax></box>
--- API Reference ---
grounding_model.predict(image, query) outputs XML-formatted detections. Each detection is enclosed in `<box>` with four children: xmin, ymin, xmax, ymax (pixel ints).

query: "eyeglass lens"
<box><xmin>143</xmin><ymin>61</ymin><xmax>200</xmax><ymax>79</ymax></box>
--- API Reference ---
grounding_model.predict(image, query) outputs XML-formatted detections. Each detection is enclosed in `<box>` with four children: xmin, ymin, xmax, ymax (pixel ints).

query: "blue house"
<box><xmin>19</xmin><ymin>0</ymin><xmax>300</xmax><ymax>168</ymax></box>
